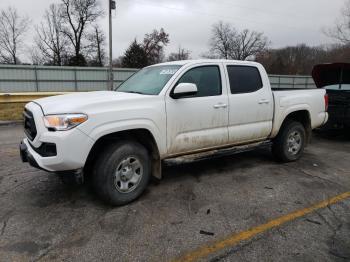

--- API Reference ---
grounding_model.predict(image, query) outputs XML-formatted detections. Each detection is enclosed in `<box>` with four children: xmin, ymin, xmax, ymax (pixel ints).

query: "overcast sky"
<box><xmin>0</xmin><ymin>0</ymin><xmax>347</xmax><ymax>62</ymax></box>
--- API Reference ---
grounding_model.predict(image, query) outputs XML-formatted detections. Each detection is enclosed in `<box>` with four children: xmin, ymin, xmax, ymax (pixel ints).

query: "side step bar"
<box><xmin>164</xmin><ymin>140</ymin><xmax>272</xmax><ymax>166</ymax></box>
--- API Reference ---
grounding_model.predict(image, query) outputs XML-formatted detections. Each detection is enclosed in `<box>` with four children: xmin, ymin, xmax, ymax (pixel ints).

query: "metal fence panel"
<box><xmin>0</xmin><ymin>65</ymin><xmax>316</xmax><ymax>93</ymax></box>
<box><xmin>38</xmin><ymin>81</ymin><xmax>76</xmax><ymax>92</ymax></box>
<box><xmin>0</xmin><ymin>81</ymin><xmax>37</xmax><ymax>92</ymax></box>
<box><xmin>77</xmin><ymin>81</ymin><xmax>110</xmax><ymax>92</ymax></box>
<box><xmin>268</xmin><ymin>75</ymin><xmax>315</xmax><ymax>89</ymax></box>
<box><xmin>0</xmin><ymin>67</ymin><xmax>35</xmax><ymax>80</ymax></box>
<box><xmin>37</xmin><ymin>68</ymin><xmax>75</xmax><ymax>81</ymax></box>
<box><xmin>76</xmin><ymin>70</ymin><xmax>106</xmax><ymax>81</ymax></box>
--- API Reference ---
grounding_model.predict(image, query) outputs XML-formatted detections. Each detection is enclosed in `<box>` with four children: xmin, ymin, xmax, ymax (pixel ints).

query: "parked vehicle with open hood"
<box><xmin>312</xmin><ymin>63</ymin><xmax>350</xmax><ymax>130</ymax></box>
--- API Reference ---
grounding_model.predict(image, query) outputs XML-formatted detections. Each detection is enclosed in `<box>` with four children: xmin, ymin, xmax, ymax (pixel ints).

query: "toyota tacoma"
<box><xmin>20</xmin><ymin>60</ymin><xmax>328</xmax><ymax>205</ymax></box>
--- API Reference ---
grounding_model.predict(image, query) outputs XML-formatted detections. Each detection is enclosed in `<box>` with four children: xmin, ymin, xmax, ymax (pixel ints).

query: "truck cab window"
<box><xmin>177</xmin><ymin>66</ymin><xmax>222</xmax><ymax>97</ymax></box>
<box><xmin>227</xmin><ymin>66</ymin><xmax>263</xmax><ymax>94</ymax></box>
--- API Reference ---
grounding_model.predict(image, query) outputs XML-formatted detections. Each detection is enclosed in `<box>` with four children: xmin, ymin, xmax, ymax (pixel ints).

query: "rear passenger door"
<box><xmin>225</xmin><ymin>64</ymin><xmax>273</xmax><ymax>144</ymax></box>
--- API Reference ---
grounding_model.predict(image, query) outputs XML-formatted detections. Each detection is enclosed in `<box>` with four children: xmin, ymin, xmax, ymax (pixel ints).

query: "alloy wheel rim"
<box><xmin>114</xmin><ymin>156</ymin><xmax>143</xmax><ymax>193</ymax></box>
<box><xmin>287</xmin><ymin>130</ymin><xmax>302</xmax><ymax>155</ymax></box>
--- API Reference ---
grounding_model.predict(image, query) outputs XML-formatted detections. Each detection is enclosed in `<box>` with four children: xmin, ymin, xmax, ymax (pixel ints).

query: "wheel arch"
<box><xmin>275</xmin><ymin>110</ymin><xmax>312</xmax><ymax>144</ymax></box>
<box><xmin>84</xmin><ymin>128</ymin><xmax>162</xmax><ymax>180</ymax></box>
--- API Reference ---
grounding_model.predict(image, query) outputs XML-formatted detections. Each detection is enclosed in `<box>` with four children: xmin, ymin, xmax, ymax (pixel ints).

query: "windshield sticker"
<box><xmin>160</xmin><ymin>69</ymin><xmax>177</xmax><ymax>75</ymax></box>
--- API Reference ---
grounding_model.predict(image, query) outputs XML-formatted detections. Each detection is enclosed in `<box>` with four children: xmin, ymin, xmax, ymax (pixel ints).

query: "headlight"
<box><xmin>43</xmin><ymin>114</ymin><xmax>88</xmax><ymax>131</ymax></box>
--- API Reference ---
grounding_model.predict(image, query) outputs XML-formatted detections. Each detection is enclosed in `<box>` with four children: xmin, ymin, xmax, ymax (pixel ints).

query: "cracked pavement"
<box><xmin>0</xmin><ymin>124</ymin><xmax>349</xmax><ymax>262</ymax></box>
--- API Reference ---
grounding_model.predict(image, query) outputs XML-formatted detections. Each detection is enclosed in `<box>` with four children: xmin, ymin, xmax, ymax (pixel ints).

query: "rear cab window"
<box><xmin>227</xmin><ymin>65</ymin><xmax>263</xmax><ymax>94</ymax></box>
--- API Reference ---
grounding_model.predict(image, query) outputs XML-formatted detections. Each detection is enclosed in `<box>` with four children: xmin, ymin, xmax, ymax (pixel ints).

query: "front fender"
<box><xmin>80</xmin><ymin>118</ymin><xmax>166</xmax><ymax>157</ymax></box>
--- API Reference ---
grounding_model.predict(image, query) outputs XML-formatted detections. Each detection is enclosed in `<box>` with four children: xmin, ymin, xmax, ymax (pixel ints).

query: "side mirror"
<box><xmin>171</xmin><ymin>83</ymin><xmax>198</xmax><ymax>99</ymax></box>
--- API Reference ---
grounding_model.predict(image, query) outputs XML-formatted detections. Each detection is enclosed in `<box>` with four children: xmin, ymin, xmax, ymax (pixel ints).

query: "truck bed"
<box><xmin>270</xmin><ymin>88</ymin><xmax>328</xmax><ymax>137</ymax></box>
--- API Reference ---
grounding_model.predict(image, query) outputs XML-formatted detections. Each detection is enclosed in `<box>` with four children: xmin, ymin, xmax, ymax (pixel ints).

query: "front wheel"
<box><xmin>272</xmin><ymin>121</ymin><xmax>306</xmax><ymax>162</ymax></box>
<box><xmin>92</xmin><ymin>140</ymin><xmax>150</xmax><ymax>206</ymax></box>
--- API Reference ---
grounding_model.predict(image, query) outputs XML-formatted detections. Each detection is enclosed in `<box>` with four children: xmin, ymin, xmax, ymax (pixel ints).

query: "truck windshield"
<box><xmin>116</xmin><ymin>65</ymin><xmax>182</xmax><ymax>95</ymax></box>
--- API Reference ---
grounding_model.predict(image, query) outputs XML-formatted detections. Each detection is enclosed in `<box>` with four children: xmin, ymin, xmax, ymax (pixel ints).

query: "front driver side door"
<box><xmin>165</xmin><ymin>64</ymin><xmax>229</xmax><ymax>156</ymax></box>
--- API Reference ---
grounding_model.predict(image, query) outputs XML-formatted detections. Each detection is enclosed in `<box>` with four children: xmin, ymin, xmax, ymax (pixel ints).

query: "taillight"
<box><xmin>324</xmin><ymin>94</ymin><xmax>328</xmax><ymax>111</ymax></box>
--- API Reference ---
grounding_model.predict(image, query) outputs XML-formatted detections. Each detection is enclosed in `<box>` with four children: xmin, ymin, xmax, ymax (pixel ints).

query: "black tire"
<box><xmin>92</xmin><ymin>140</ymin><xmax>150</xmax><ymax>206</ymax></box>
<box><xmin>272</xmin><ymin>120</ymin><xmax>306</xmax><ymax>162</ymax></box>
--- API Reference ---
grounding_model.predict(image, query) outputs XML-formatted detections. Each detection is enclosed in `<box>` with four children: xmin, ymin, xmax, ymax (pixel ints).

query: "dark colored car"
<box><xmin>312</xmin><ymin>63</ymin><xmax>350</xmax><ymax>130</ymax></box>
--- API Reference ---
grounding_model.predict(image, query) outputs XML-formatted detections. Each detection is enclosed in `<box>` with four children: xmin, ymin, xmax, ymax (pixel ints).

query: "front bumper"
<box><xmin>20</xmin><ymin>128</ymin><xmax>94</xmax><ymax>172</ymax></box>
<box><xmin>19</xmin><ymin>141</ymin><xmax>42</xmax><ymax>170</ymax></box>
<box><xmin>20</xmin><ymin>102</ymin><xmax>95</xmax><ymax>172</ymax></box>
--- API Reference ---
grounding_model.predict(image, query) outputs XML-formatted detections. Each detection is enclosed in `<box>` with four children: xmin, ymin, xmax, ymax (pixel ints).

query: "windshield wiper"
<box><xmin>119</xmin><ymin>91</ymin><xmax>145</xmax><ymax>95</ymax></box>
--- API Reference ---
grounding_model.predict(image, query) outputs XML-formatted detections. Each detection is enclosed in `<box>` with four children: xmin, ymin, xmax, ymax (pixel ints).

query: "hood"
<box><xmin>34</xmin><ymin>91</ymin><xmax>150</xmax><ymax>114</ymax></box>
<box><xmin>312</xmin><ymin>63</ymin><xmax>350</xmax><ymax>88</ymax></box>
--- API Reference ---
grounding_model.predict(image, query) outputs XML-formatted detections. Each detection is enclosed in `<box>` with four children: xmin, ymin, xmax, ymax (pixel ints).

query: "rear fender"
<box><xmin>271</xmin><ymin>105</ymin><xmax>311</xmax><ymax>138</ymax></box>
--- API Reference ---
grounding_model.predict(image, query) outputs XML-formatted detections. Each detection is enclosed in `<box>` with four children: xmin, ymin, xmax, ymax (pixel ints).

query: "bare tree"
<box><xmin>210</xmin><ymin>21</ymin><xmax>269</xmax><ymax>61</ymax></box>
<box><xmin>0</xmin><ymin>7</ymin><xmax>30</xmax><ymax>64</ymax></box>
<box><xmin>232</xmin><ymin>29</ymin><xmax>269</xmax><ymax>60</ymax></box>
<box><xmin>325</xmin><ymin>0</ymin><xmax>350</xmax><ymax>44</ymax></box>
<box><xmin>29</xmin><ymin>47</ymin><xmax>46</xmax><ymax>65</ymax></box>
<box><xmin>168</xmin><ymin>47</ymin><xmax>191</xmax><ymax>61</ymax></box>
<box><xmin>35</xmin><ymin>4</ymin><xmax>67</xmax><ymax>65</ymax></box>
<box><xmin>86</xmin><ymin>24</ymin><xmax>105</xmax><ymax>66</ymax></box>
<box><xmin>255</xmin><ymin>44</ymin><xmax>350</xmax><ymax>75</ymax></box>
<box><xmin>60</xmin><ymin>0</ymin><xmax>103</xmax><ymax>64</ymax></box>
<box><xmin>143</xmin><ymin>28</ymin><xmax>169</xmax><ymax>64</ymax></box>
<box><xmin>112</xmin><ymin>56</ymin><xmax>123</xmax><ymax>67</ymax></box>
<box><xmin>210</xmin><ymin>21</ymin><xmax>236</xmax><ymax>59</ymax></box>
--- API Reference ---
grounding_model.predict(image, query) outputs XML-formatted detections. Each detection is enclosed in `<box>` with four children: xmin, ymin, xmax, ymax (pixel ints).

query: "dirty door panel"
<box><xmin>226</xmin><ymin>65</ymin><xmax>273</xmax><ymax>143</ymax></box>
<box><xmin>166</xmin><ymin>65</ymin><xmax>229</xmax><ymax>155</ymax></box>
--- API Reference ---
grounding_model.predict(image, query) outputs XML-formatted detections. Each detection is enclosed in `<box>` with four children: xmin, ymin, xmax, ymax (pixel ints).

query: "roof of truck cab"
<box><xmin>153</xmin><ymin>59</ymin><xmax>262</xmax><ymax>67</ymax></box>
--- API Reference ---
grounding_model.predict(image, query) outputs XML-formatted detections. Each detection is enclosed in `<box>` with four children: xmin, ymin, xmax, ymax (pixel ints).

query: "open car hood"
<box><xmin>312</xmin><ymin>63</ymin><xmax>350</xmax><ymax>88</ymax></box>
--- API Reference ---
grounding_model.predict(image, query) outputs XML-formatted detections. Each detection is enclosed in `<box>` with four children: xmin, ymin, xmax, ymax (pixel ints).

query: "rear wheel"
<box><xmin>92</xmin><ymin>140</ymin><xmax>150</xmax><ymax>206</ymax></box>
<box><xmin>272</xmin><ymin>120</ymin><xmax>306</xmax><ymax>162</ymax></box>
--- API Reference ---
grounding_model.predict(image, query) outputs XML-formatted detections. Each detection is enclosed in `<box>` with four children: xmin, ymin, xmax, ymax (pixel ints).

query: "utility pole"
<box><xmin>108</xmin><ymin>0</ymin><xmax>116</xmax><ymax>90</ymax></box>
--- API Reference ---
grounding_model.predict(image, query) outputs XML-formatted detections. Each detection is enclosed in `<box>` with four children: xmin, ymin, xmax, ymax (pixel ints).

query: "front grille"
<box><xmin>23</xmin><ymin>109</ymin><xmax>37</xmax><ymax>141</ymax></box>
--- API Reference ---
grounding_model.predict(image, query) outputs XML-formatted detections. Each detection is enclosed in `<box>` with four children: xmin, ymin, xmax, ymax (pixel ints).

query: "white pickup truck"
<box><xmin>20</xmin><ymin>60</ymin><xmax>328</xmax><ymax>205</ymax></box>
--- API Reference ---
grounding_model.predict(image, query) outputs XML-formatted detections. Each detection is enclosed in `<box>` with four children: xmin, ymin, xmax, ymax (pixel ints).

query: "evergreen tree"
<box><xmin>122</xmin><ymin>40</ymin><xmax>148</xmax><ymax>68</ymax></box>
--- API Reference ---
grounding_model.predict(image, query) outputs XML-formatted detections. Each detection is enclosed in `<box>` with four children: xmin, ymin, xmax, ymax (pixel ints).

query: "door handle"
<box><xmin>213</xmin><ymin>103</ymin><xmax>227</xmax><ymax>109</ymax></box>
<box><xmin>258</xmin><ymin>99</ymin><xmax>270</xmax><ymax>104</ymax></box>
